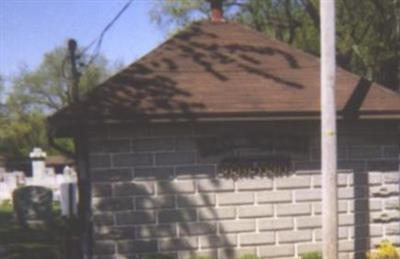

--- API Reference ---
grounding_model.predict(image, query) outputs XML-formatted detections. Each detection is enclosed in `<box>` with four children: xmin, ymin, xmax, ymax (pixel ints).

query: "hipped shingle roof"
<box><xmin>49</xmin><ymin>21</ymin><xmax>400</xmax><ymax>128</ymax></box>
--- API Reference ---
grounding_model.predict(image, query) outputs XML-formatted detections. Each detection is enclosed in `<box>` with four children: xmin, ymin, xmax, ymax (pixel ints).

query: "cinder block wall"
<box><xmin>88</xmin><ymin>121</ymin><xmax>399</xmax><ymax>259</ymax></box>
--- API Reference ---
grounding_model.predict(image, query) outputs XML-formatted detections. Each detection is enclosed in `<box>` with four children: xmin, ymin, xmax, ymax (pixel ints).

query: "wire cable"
<box><xmin>81</xmin><ymin>0</ymin><xmax>134</xmax><ymax>67</ymax></box>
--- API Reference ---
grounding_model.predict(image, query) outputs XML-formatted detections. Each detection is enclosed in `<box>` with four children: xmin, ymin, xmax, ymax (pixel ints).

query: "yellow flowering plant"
<box><xmin>368</xmin><ymin>240</ymin><xmax>400</xmax><ymax>259</ymax></box>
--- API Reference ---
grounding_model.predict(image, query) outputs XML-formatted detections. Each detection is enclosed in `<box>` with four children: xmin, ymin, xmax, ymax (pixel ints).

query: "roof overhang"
<box><xmin>48</xmin><ymin>110</ymin><xmax>400</xmax><ymax>138</ymax></box>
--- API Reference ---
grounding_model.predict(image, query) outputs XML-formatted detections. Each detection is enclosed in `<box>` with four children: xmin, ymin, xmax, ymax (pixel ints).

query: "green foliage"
<box><xmin>150</xmin><ymin>0</ymin><xmax>400</xmax><ymax>91</ymax></box>
<box><xmin>0</xmin><ymin>199</ymin><xmax>12</xmax><ymax>209</ymax></box>
<box><xmin>0</xmin><ymin>44</ymin><xmax>113</xmax><ymax>163</ymax></box>
<box><xmin>0</xmin><ymin>112</ymin><xmax>48</xmax><ymax>159</ymax></box>
<box><xmin>240</xmin><ymin>254</ymin><xmax>260</xmax><ymax>259</ymax></box>
<box><xmin>0</xmin><ymin>199</ymin><xmax>13</xmax><ymax>224</ymax></box>
<box><xmin>9</xmin><ymin>46</ymin><xmax>110</xmax><ymax>114</ymax></box>
<box><xmin>368</xmin><ymin>240</ymin><xmax>400</xmax><ymax>259</ymax></box>
<box><xmin>150</xmin><ymin>0</ymin><xmax>208</xmax><ymax>31</ymax></box>
<box><xmin>0</xmin><ymin>200</ymin><xmax>68</xmax><ymax>259</ymax></box>
<box><xmin>0</xmin><ymin>75</ymin><xmax>5</xmax><ymax>102</ymax></box>
<box><xmin>301</xmin><ymin>251</ymin><xmax>323</xmax><ymax>259</ymax></box>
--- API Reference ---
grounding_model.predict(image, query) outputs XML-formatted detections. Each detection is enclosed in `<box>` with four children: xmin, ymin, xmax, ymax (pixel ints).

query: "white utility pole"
<box><xmin>320</xmin><ymin>0</ymin><xmax>338</xmax><ymax>259</ymax></box>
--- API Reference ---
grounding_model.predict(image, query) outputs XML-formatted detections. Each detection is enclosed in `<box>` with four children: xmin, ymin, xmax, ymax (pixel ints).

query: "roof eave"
<box><xmin>48</xmin><ymin>110</ymin><xmax>400</xmax><ymax>138</ymax></box>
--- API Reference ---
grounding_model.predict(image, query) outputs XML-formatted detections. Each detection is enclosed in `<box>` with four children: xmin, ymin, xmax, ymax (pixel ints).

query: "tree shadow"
<box><xmin>92</xmin><ymin>170</ymin><xmax>238</xmax><ymax>259</ymax></box>
<box><xmin>169</xmin><ymin>23</ymin><xmax>303</xmax><ymax>88</ymax></box>
<box><xmin>52</xmin><ymin>21</ymin><xmax>305</xmax><ymax>125</ymax></box>
<box><xmin>352</xmin><ymin>170</ymin><xmax>370</xmax><ymax>259</ymax></box>
<box><xmin>342</xmin><ymin>78</ymin><xmax>372</xmax><ymax>120</ymax></box>
<box><xmin>89</xmin><ymin>122</ymin><xmax>314</xmax><ymax>259</ymax></box>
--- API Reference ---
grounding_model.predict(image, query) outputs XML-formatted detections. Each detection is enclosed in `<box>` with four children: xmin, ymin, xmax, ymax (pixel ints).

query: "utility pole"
<box><xmin>67</xmin><ymin>38</ymin><xmax>87</xmax><ymax>259</ymax></box>
<box><xmin>320</xmin><ymin>0</ymin><xmax>338</xmax><ymax>259</ymax></box>
<box><xmin>68</xmin><ymin>39</ymin><xmax>80</xmax><ymax>102</ymax></box>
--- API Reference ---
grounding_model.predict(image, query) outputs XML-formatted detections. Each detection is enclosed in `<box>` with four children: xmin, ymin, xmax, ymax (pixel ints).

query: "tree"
<box><xmin>0</xmin><ymin>44</ymin><xmax>113</xmax><ymax>164</ymax></box>
<box><xmin>0</xmin><ymin>75</ymin><xmax>6</xmax><ymax>114</ymax></box>
<box><xmin>9</xmin><ymin>46</ymin><xmax>111</xmax><ymax>114</ymax></box>
<box><xmin>150</xmin><ymin>0</ymin><xmax>400</xmax><ymax>91</ymax></box>
<box><xmin>0</xmin><ymin>75</ymin><xmax>4</xmax><ymax>100</ymax></box>
<box><xmin>150</xmin><ymin>0</ymin><xmax>209</xmax><ymax>32</ymax></box>
<box><xmin>0</xmin><ymin>112</ymin><xmax>47</xmax><ymax>160</ymax></box>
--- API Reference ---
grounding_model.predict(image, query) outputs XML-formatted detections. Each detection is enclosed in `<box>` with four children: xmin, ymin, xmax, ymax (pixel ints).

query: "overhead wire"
<box><xmin>60</xmin><ymin>0</ymin><xmax>133</xmax><ymax>103</ymax></box>
<box><xmin>81</xmin><ymin>0</ymin><xmax>134</xmax><ymax>68</ymax></box>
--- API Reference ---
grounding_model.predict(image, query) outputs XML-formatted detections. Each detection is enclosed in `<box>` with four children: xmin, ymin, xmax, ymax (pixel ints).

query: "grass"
<box><xmin>0</xmin><ymin>200</ymin><xmax>65</xmax><ymax>259</ymax></box>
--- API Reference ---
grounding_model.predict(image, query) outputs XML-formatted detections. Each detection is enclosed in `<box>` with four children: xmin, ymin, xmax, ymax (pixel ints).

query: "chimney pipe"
<box><xmin>209</xmin><ymin>0</ymin><xmax>224</xmax><ymax>23</ymax></box>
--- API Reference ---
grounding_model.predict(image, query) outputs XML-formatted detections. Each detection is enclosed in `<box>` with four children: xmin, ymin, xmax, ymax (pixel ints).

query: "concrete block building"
<box><xmin>49</xmin><ymin>2</ymin><xmax>400</xmax><ymax>259</ymax></box>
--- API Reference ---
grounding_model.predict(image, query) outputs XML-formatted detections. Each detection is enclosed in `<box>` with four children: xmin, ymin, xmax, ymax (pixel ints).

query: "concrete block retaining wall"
<box><xmin>88</xmin><ymin>122</ymin><xmax>399</xmax><ymax>259</ymax></box>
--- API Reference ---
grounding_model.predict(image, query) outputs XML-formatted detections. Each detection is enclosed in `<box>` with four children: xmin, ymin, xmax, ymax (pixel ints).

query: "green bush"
<box><xmin>301</xmin><ymin>251</ymin><xmax>323</xmax><ymax>259</ymax></box>
<box><xmin>0</xmin><ymin>199</ymin><xmax>12</xmax><ymax>208</ymax></box>
<box><xmin>240</xmin><ymin>254</ymin><xmax>260</xmax><ymax>259</ymax></box>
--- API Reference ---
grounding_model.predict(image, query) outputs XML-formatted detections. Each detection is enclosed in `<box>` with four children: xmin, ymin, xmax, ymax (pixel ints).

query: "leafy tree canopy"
<box><xmin>0</xmin><ymin>43</ymin><xmax>114</xmax><ymax>165</ymax></box>
<box><xmin>8</xmin><ymin>46</ymin><xmax>111</xmax><ymax>114</ymax></box>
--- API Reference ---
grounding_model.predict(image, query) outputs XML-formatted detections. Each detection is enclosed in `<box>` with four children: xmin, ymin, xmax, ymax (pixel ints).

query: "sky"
<box><xmin>0</xmin><ymin>0</ymin><xmax>168</xmax><ymax>85</ymax></box>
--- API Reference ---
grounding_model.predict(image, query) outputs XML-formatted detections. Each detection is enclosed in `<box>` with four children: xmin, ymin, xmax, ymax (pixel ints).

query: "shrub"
<box><xmin>368</xmin><ymin>240</ymin><xmax>400</xmax><ymax>259</ymax></box>
<box><xmin>240</xmin><ymin>254</ymin><xmax>260</xmax><ymax>259</ymax></box>
<box><xmin>0</xmin><ymin>199</ymin><xmax>12</xmax><ymax>208</ymax></box>
<box><xmin>301</xmin><ymin>251</ymin><xmax>322</xmax><ymax>259</ymax></box>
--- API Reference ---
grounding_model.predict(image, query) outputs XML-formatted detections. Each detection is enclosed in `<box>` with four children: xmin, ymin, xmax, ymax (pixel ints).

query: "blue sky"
<box><xmin>0</xmin><ymin>0</ymin><xmax>168</xmax><ymax>83</ymax></box>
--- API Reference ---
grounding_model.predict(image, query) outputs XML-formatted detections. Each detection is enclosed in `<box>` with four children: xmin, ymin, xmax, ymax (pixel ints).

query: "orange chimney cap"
<box><xmin>209</xmin><ymin>0</ymin><xmax>224</xmax><ymax>23</ymax></box>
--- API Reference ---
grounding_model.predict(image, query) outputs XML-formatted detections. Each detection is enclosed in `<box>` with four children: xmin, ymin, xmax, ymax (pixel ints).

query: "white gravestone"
<box><xmin>60</xmin><ymin>182</ymin><xmax>78</xmax><ymax>217</ymax></box>
<box><xmin>29</xmin><ymin>148</ymin><xmax>47</xmax><ymax>185</ymax></box>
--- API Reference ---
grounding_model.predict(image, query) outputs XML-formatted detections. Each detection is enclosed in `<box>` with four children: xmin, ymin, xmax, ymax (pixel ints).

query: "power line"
<box><xmin>81</xmin><ymin>0</ymin><xmax>134</xmax><ymax>67</ymax></box>
<box><xmin>60</xmin><ymin>0</ymin><xmax>133</xmax><ymax>100</ymax></box>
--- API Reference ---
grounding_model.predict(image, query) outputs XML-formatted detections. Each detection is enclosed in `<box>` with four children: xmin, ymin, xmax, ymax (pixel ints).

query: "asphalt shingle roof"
<box><xmin>49</xmin><ymin>21</ymin><xmax>400</xmax><ymax>127</ymax></box>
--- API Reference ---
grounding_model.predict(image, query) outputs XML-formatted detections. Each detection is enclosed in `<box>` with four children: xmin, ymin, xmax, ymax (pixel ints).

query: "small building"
<box><xmin>48</xmin><ymin>3</ymin><xmax>400</xmax><ymax>259</ymax></box>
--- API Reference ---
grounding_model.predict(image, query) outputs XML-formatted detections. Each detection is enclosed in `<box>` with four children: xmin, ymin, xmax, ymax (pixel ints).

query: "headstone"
<box><xmin>60</xmin><ymin>183</ymin><xmax>78</xmax><ymax>217</ymax></box>
<box><xmin>24</xmin><ymin>177</ymin><xmax>33</xmax><ymax>186</ymax></box>
<box><xmin>12</xmin><ymin>186</ymin><xmax>53</xmax><ymax>227</ymax></box>
<box><xmin>4</xmin><ymin>174</ymin><xmax>17</xmax><ymax>193</ymax></box>
<box><xmin>0</xmin><ymin>182</ymin><xmax>9</xmax><ymax>201</ymax></box>
<box><xmin>15</xmin><ymin>172</ymin><xmax>25</xmax><ymax>187</ymax></box>
<box><xmin>29</xmin><ymin>148</ymin><xmax>47</xmax><ymax>185</ymax></box>
<box><xmin>63</xmin><ymin>166</ymin><xmax>77</xmax><ymax>182</ymax></box>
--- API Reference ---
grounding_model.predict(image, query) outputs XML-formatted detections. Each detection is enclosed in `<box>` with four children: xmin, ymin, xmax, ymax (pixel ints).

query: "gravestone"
<box><xmin>60</xmin><ymin>182</ymin><xmax>78</xmax><ymax>217</ymax></box>
<box><xmin>29</xmin><ymin>147</ymin><xmax>47</xmax><ymax>185</ymax></box>
<box><xmin>12</xmin><ymin>186</ymin><xmax>53</xmax><ymax>227</ymax></box>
